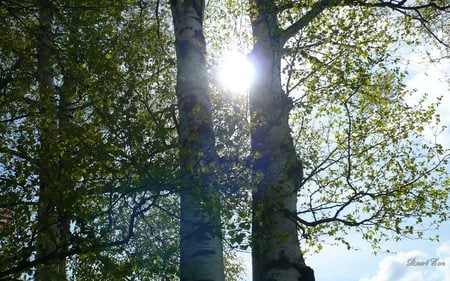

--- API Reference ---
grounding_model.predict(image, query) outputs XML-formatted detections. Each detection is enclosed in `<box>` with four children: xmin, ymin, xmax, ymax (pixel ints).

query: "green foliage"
<box><xmin>282</xmin><ymin>4</ymin><xmax>450</xmax><ymax>252</ymax></box>
<box><xmin>224</xmin><ymin>248</ymin><xmax>247</xmax><ymax>281</ymax></box>
<box><xmin>69</xmin><ymin>196</ymin><xmax>180</xmax><ymax>280</ymax></box>
<box><xmin>204</xmin><ymin>0</ymin><xmax>449</xmax><ymax>261</ymax></box>
<box><xmin>0</xmin><ymin>0</ymin><xmax>448</xmax><ymax>279</ymax></box>
<box><xmin>0</xmin><ymin>0</ymin><xmax>180</xmax><ymax>279</ymax></box>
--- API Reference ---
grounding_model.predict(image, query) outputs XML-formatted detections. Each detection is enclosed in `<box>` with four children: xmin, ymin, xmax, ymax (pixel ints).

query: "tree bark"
<box><xmin>35</xmin><ymin>1</ymin><xmax>68</xmax><ymax>280</ymax></box>
<box><xmin>249</xmin><ymin>1</ymin><xmax>315</xmax><ymax>280</ymax></box>
<box><xmin>170</xmin><ymin>1</ymin><xmax>225</xmax><ymax>281</ymax></box>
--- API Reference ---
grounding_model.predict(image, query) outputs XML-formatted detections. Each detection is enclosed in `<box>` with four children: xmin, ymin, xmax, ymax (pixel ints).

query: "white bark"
<box><xmin>249</xmin><ymin>1</ymin><xmax>315</xmax><ymax>280</ymax></box>
<box><xmin>170</xmin><ymin>1</ymin><xmax>225</xmax><ymax>280</ymax></box>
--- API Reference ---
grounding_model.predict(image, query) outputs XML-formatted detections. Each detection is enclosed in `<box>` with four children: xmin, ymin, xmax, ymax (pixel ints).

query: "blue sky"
<box><xmin>332</xmin><ymin>48</ymin><xmax>450</xmax><ymax>281</ymax></box>
<box><xmin>309</xmin><ymin>234</ymin><xmax>450</xmax><ymax>281</ymax></box>
<box><xmin>310</xmin><ymin>49</ymin><xmax>450</xmax><ymax>281</ymax></box>
<box><xmin>237</xmin><ymin>232</ymin><xmax>450</xmax><ymax>281</ymax></box>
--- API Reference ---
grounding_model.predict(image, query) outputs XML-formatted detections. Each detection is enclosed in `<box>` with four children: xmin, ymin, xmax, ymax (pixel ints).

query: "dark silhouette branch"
<box><xmin>279</xmin><ymin>0</ymin><xmax>450</xmax><ymax>46</ymax></box>
<box><xmin>280</xmin><ymin>0</ymin><xmax>341</xmax><ymax>45</ymax></box>
<box><xmin>0</xmin><ymin>193</ymin><xmax>159</xmax><ymax>279</ymax></box>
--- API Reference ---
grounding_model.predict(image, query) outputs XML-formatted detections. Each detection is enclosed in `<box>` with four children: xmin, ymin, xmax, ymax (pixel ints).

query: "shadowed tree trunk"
<box><xmin>170</xmin><ymin>1</ymin><xmax>225</xmax><ymax>280</ymax></box>
<box><xmin>249</xmin><ymin>1</ymin><xmax>315</xmax><ymax>280</ymax></box>
<box><xmin>35</xmin><ymin>0</ymin><xmax>69</xmax><ymax>279</ymax></box>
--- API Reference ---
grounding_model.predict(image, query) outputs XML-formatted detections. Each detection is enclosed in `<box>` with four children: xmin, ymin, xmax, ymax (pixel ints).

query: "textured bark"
<box><xmin>35</xmin><ymin>1</ymin><xmax>68</xmax><ymax>280</ymax></box>
<box><xmin>249</xmin><ymin>1</ymin><xmax>315</xmax><ymax>281</ymax></box>
<box><xmin>170</xmin><ymin>1</ymin><xmax>225</xmax><ymax>281</ymax></box>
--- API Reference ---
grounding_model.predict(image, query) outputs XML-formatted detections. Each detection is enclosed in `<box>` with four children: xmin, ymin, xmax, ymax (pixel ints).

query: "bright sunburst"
<box><xmin>218</xmin><ymin>51</ymin><xmax>254</xmax><ymax>93</ymax></box>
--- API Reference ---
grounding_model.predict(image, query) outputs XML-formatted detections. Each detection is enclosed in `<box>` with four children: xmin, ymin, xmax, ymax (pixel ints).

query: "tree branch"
<box><xmin>280</xmin><ymin>0</ymin><xmax>450</xmax><ymax>46</ymax></box>
<box><xmin>280</xmin><ymin>0</ymin><xmax>344</xmax><ymax>45</ymax></box>
<box><xmin>0</xmin><ymin>193</ymin><xmax>159</xmax><ymax>279</ymax></box>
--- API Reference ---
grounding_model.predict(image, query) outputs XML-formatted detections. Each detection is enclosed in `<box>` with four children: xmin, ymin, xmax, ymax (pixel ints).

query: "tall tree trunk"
<box><xmin>249</xmin><ymin>1</ymin><xmax>314</xmax><ymax>281</ymax></box>
<box><xmin>35</xmin><ymin>0</ymin><xmax>68</xmax><ymax>279</ymax></box>
<box><xmin>170</xmin><ymin>1</ymin><xmax>225</xmax><ymax>281</ymax></box>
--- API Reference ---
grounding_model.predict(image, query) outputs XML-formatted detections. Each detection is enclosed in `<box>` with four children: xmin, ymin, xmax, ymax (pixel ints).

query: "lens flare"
<box><xmin>219</xmin><ymin>51</ymin><xmax>254</xmax><ymax>93</ymax></box>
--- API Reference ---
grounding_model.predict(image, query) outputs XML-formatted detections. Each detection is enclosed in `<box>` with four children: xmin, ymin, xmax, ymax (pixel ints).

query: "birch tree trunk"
<box><xmin>35</xmin><ymin>1</ymin><xmax>68</xmax><ymax>279</ymax></box>
<box><xmin>170</xmin><ymin>1</ymin><xmax>225</xmax><ymax>280</ymax></box>
<box><xmin>249</xmin><ymin>1</ymin><xmax>314</xmax><ymax>280</ymax></box>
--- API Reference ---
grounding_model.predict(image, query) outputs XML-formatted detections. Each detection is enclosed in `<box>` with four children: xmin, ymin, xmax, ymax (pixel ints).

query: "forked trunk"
<box><xmin>249</xmin><ymin>1</ymin><xmax>315</xmax><ymax>280</ymax></box>
<box><xmin>170</xmin><ymin>1</ymin><xmax>225</xmax><ymax>280</ymax></box>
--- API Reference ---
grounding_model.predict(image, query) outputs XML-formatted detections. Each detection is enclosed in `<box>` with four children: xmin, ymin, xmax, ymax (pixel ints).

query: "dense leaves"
<box><xmin>0</xmin><ymin>0</ymin><xmax>179</xmax><ymax>279</ymax></box>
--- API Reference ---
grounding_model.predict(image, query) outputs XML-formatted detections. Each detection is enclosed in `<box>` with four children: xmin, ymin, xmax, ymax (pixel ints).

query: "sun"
<box><xmin>218</xmin><ymin>51</ymin><xmax>254</xmax><ymax>93</ymax></box>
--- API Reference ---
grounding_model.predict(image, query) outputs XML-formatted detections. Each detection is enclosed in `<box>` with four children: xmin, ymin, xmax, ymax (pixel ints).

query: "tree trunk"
<box><xmin>170</xmin><ymin>1</ymin><xmax>225</xmax><ymax>281</ymax></box>
<box><xmin>249</xmin><ymin>1</ymin><xmax>315</xmax><ymax>281</ymax></box>
<box><xmin>35</xmin><ymin>1</ymin><xmax>68</xmax><ymax>279</ymax></box>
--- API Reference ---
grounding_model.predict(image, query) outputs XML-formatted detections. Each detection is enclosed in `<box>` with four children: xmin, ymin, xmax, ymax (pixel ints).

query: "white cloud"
<box><xmin>404</xmin><ymin>57</ymin><xmax>449</xmax><ymax>105</ymax></box>
<box><xmin>437</xmin><ymin>242</ymin><xmax>450</xmax><ymax>281</ymax></box>
<box><xmin>360</xmin><ymin>242</ymin><xmax>450</xmax><ymax>281</ymax></box>
<box><xmin>403</xmin><ymin>49</ymin><xmax>450</xmax><ymax>149</ymax></box>
<box><xmin>437</xmin><ymin>242</ymin><xmax>450</xmax><ymax>257</ymax></box>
